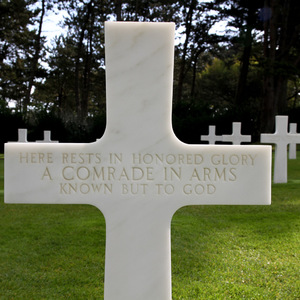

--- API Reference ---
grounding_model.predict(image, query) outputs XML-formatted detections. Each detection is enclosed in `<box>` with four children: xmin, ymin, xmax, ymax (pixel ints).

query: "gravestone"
<box><xmin>261</xmin><ymin>115</ymin><xmax>300</xmax><ymax>183</ymax></box>
<box><xmin>222</xmin><ymin>122</ymin><xmax>251</xmax><ymax>145</ymax></box>
<box><xmin>5</xmin><ymin>22</ymin><xmax>271</xmax><ymax>300</ymax></box>
<box><xmin>289</xmin><ymin>123</ymin><xmax>297</xmax><ymax>159</ymax></box>
<box><xmin>17</xmin><ymin>128</ymin><xmax>28</xmax><ymax>142</ymax></box>
<box><xmin>36</xmin><ymin>130</ymin><xmax>58</xmax><ymax>143</ymax></box>
<box><xmin>201</xmin><ymin>125</ymin><xmax>223</xmax><ymax>144</ymax></box>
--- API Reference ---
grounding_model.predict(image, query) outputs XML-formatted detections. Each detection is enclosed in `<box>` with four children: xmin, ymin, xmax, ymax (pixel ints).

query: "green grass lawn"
<box><xmin>0</xmin><ymin>153</ymin><xmax>299</xmax><ymax>299</ymax></box>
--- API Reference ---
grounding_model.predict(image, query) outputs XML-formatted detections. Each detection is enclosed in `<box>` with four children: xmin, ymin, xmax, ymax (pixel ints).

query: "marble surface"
<box><xmin>261</xmin><ymin>115</ymin><xmax>300</xmax><ymax>183</ymax></box>
<box><xmin>5</xmin><ymin>22</ymin><xmax>271</xmax><ymax>300</ymax></box>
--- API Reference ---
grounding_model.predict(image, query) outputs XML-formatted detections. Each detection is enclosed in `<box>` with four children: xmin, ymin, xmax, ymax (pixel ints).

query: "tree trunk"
<box><xmin>81</xmin><ymin>9</ymin><xmax>95</xmax><ymax>121</ymax></box>
<box><xmin>235</xmin><ymin>10</ymin><xmax>255</xmax><ymax>105</ymax></box>
<box><xmin>175</xmin><ymin>0</ymin><xmax>196</xmax><ymax>104</ymax></box>
<box><xmin>115</xmin><ymin>0</ymin><xmax>122</xmax><ymax>21</ymax></box>
<box><xmin>190</xmin><ymin>50</ymin><xmax>201</xmax><ymax>100</ymax></box>
<box><xmin>23</xmin><ymin>0</ymin><xmax>45</xmax><ymax>114</ymax></box>
<box><xmin>260</xmin><ymin>0</ymin><xmax>299</xmax><ymax>132</ymax></box>
<box><xmin>75</xmin><ymin>0</ymin><xmax>93</xmax><ymax>121</ymax></box>
<box><xmin>261</xmin><ymin>0</ymin><xmax>278</xmax><ymax>132</ymax></box>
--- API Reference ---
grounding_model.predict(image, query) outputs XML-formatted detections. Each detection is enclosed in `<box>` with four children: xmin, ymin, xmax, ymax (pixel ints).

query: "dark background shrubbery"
<box><xmin>2</xmin><ymin>103</ymin><xmax>299</xmax><ymax>152</ymax></box>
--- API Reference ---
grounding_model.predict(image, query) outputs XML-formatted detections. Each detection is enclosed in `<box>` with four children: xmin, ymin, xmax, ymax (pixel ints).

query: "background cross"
<box><xmin>261</xmin><ymin>115</ymin><xmax>300</xmax><ymax>183</ymax></box>
<box><xmin>289</xmin><ymin>123</ymin><xmax>297</xmax><ymax>159</ymax></box>
<box><xmin>222</xmin><ymin>122</ymin><xmax>251</xmax><ymax>145</ymax></box>
<box><xmin>36</xmin><ymin>131</ymin><xmax>58</xmax><ymax>143</ymax></box>
<box><xmin>201</xmin><ymin>125</ymin><xmax>223</xmax><ymax>144</ymax></box>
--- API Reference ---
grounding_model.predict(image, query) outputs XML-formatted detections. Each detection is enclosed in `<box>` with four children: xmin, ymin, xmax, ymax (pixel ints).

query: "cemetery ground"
<box><xmin>0</xmin><ymin>152</ymin><xmax>299</xmax><ymax>299</ymax></box>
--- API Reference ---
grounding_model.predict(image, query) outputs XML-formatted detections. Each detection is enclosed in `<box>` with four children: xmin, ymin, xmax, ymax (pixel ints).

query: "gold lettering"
<box><xmin>146</xmin><ymin>167</ymin><xmax>154</xmax><ymax>180</ymax></box>
<box><xmin>80</xmin><ymin>183</ymin><xmax>90</xmax><ymax>194</ymax></box>
<box><xmin>38</xmin><ymin>153</ymin><xmax>44</xmax><ymax>163</ymax></box>
<box><xmin>62</xmin><ymin>153</ymin><xmax>68</xmax><ymax>163</ymax></box>
<box><xmin>78</xmin><ymin>153</ymin><xmax>85</xmax><ymax>164</ymax></box>
<box><xmin>208</xmin><ymin>184</ymin><xmax>216</xmax><ymax>194</ymax></box>
<box><xmin>108</xmin><ymin>167</ymin><xmax>116</xmax><ymax>180</ymax></box>
<box><xmin>203</xmin><ymin>168</ymin><xmax>211</xmax><ymax>181</ymax></box>
<box><xmin>249</xmin><ymin>154</ymin><xmax>256</xmax><ymax>165</ymax></box>
<box><xmin>241</xmin><ymin>154</ymin><xmax>248</xmax><ymax>165</ymax></box>
<box><xmin>19</xmin><ymin>152</ymin><xmax>28</xmax><ymax>163</ymax></box>
<box><xmin>93</xmin><ymin>167</ymin><xmax>105</xmax><ymax>180</ymax></box>
<box><xmin>190</xmin><ymin>168</ymin><xmax>201</xmax><ymax>181</ymax></box>
<box><xmin>211</xmin><ymin>154</ymin><xmax>220</xmax><ymax>165</ymax></box>
<box><xmin>132</xmin><ymin>167</ymin><xmax>144</xmax><ymax>180</ymax></box>
<box><xmin>119</xmin><ymin>168</ymin><xmax>130</xmax><ymax>180</ymax></box>
<box><xmin>229</xmin><ymin>154</ymin><xmax>239</xmax><ymax>165</ymax></box>
<box><xmin>183</xmin><ymin>184</ymin><xmax>192</xmax><ymax>194</ymax></box>
<box><xmin>31</xmin><ymin>153</ymin><xmax>37</xmax><ymax>163</ymax></box>
<box><xmin>41</xmin><ymin>167</ymin><xmax>53</xmax><ymax>180</ymax></box>
<box><xmin>132</xmin><ymin>153</ymin><xmax>141</xmax><ymax>164</ymax></box>
<box><xmin>229</xmin><ymin>168</ymin><xmax>237</xmax><ymax>181</ymax></box>
<box><xmin>60</xmin><ymin>183</ymin><xmax>68</xmax><ymax>194</ymax></box>
<box><xmin>71</xmin><ymin>153</ymin><xmax>76</xmax><ymax>163</ymax></box>
<box><xmin>110</xmin><ymin>153</ymin><xmax>122</xmax><ymax>164</ymax></box>
<box><xmin>164</xmin><ymin>167</ymin><xmax>181</xmax><ymax>180</ymax></box>
<box><xmin>183</xmin><ymin>184</ymin><xmax>216</xmax><ymax>195</ymax></box>
<box><xmin>62</xmin><ymin>166</ymin><xmax>74</xmax><ymax>180</ymax></box>
<box><xmin>95</xmin><ymin>153</ymin><xmax>102</xmax><ymax>163</ymax></box>
<box><xmin>215</xmin><ymin>168</ymin><xmax>226</xmax><ymax>181</ymax></box>
<box><xmin>77</xmin><ymin>166</ymin><xmax>90</xmax><ymax>180</ymax></box>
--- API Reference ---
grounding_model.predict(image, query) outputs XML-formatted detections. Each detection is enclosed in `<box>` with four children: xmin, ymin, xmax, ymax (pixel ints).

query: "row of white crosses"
<box><xmin>201</xmin><ymin>117</ymin><xmax>300</xmax><ymax>183</ymax></box>
<box><xmin>201</xmin><ymin>122</ymin><xmax>251</xmax><ymax>145</ymax></box>
<box><xmin>16</xmin><ymin>129</ymin><xmax>58</xmax><ymax>143</ymax></box>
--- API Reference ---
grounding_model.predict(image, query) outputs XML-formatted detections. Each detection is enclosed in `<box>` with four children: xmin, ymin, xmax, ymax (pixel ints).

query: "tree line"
<box><xmin>1</xmin><ymin>0</ymin><xmax>300</xmax><ymax>150</ymax></box>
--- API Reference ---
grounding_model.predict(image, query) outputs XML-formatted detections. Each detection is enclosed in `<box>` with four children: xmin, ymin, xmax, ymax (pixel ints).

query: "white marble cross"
<box><xmin>261</xmin><ymin>116</ymin><xmax>300</xmax><ymax>183</ymax></box>
<box><xmin>222</xmin><ymin>122</ymin><xmax>251</xmax><ymax>145</ymax></box>
<box><xmin>36</xmin><ymin>131</ymin><xmax>58</xmax><ymax>143</ymax></box>
<box><xmin>5</xmin><ymin>22</ymin><xmax>271</xmax><ymax>300</ymax></box>
<box><xmin>289</xmin><ymin>123</ymin><xmax>297</xmax><ymax>159</ymax></box>
<box><xmin>17</xmin><ymin>128</ymin><xmax>28</xmax><ymax>142</ymax></box>
<box><xmin>201</xmin><ymin>125</ymin><xmax>223</xmax><ymax>144</ymax></box>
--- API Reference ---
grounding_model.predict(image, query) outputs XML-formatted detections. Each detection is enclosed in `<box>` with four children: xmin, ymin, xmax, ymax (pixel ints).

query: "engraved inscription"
<box><xmin>18</xmin><ymin>151</ymin><xmax>257</xmax><ymax>197</ymax></box>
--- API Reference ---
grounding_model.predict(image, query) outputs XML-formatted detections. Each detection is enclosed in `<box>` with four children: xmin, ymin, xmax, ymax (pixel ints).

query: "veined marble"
<box><xmin>5</xmin><ymin>22</ymin><xmax>271</xmax><ymax>300</ymax></box>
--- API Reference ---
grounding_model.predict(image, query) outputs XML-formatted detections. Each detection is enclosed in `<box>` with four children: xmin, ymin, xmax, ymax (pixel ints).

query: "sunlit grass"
<box><xmin>0</xmin><ymin>153</ymin><xmax>299</xmax><ymax>299</ymax></box>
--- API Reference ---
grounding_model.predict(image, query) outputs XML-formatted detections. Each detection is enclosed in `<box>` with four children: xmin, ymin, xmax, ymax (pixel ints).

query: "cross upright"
<box><xmin>36</xmin><ymin>130</ymin><xmax>58</xmax><ymax>143</ymax></box>
<box><xmin>289</xmin><ymin>123</ymin><xmax>297</xmax><ymax>159</ymax></box>
<box><xmin>17</xmin><ymin>128</ymin><xmax>28</xmax><ymax>142</ymax></box>
<box><xmin>5</xmin><ymin>22</ymin><xmax>271</xmax><ymax>300</ymax></box>
<box><xmin>261</xmin><ymin>115</ymin><xmax>300</xmax><ymax>183</ymax></box>
<box><xmin>222</xmin><ymin>122</ymin><xmax>251</xmax><ymax>145</ymax></box>
<box><xmin>201</xmin><ymin>125</ymin><xmax>223</xmax><ymax>144</ymax></box>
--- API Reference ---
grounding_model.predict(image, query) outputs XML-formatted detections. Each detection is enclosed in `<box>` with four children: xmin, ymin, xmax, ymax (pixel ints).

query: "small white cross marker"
<box><xmin>289</xmin><ymin>123</ymin><xmax>297</xmax><ymax>159</ymax></box>
<box><xmin>261</xmin><ymin>116</ymin><xmax>300</xmax><ymax>183</ymax></box>
<box><xmin>201</xmin><ymin>125</ymin><xmax>223</xmax><ymax>144</ymax></box>
<box><xmin>17</xmin><ymin>128</ymin><xmax>28</xmax><ymax>142</ymax></box>
<box><xmin>36</xmin><ymin>131</ymin><xmax>58</xmax><ymax>143</ymax></box>
<box><xmin>222</xmin><ymin>122</ymin><xmax>251</xmax><ymax>145</ymax></box>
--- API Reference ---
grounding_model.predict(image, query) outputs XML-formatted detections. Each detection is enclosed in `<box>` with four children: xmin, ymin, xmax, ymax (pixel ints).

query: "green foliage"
<box><xmin>196</xmin><ymin>58</ymin><xmax>240</xmax><ymax>107</ymax></box>
<box><xmin>0</xmin><ymin>106</ymin><xmax>107</xmax><ymax>148</ymax></box>
<box><xmin>1</xmin><ymin>0</ymin><xmax>300</xmax><ymax>137</ymax></box>
<box><xmin>0</xmin><ymin>110</ymin><xmax>25</xmax><ymax>152</ymax></box>
<box><xmin>0</xmin><ymin>154</ymin><xmax>299</xmax><ymax>299</ymax></box>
